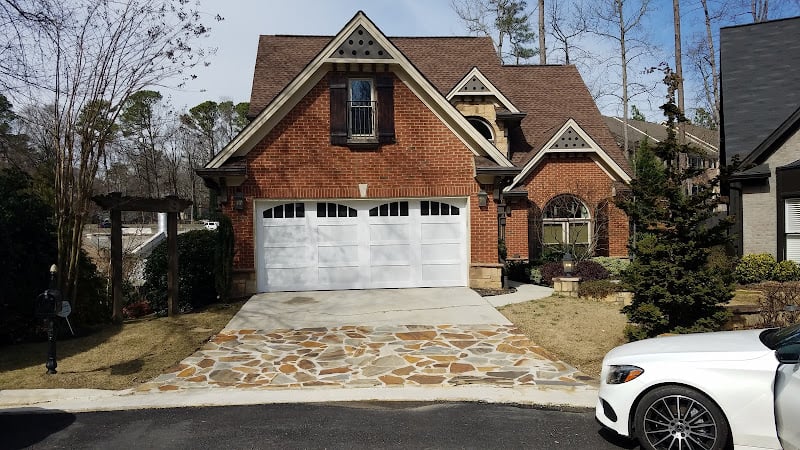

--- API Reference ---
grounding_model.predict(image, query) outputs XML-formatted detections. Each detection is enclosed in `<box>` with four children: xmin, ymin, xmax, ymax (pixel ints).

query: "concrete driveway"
<box><xmin>224</xmin><ymin>287</ymin><xmax>512</xmax><ymax>330</ymax></box>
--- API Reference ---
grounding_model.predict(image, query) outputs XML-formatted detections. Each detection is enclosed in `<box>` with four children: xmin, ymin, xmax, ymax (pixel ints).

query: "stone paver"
<box><xmin>136</xmin><ymin>325</ymin><xmax>594</xmax><ymax>393</ymax></box>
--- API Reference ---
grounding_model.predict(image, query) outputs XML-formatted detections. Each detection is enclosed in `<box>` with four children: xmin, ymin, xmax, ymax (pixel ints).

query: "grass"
<box><xmin>499</xmin><ymin>296</ymin><xmax>628</xmax><ymax>379</ymax></box>
<box><xmin>0</xmin><ymin>301</ymin><xmax>243</xmax><ymax>390</ymax></box>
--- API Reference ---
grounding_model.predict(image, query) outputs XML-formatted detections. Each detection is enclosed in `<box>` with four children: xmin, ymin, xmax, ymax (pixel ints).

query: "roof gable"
<box><xmin>209</xmin><ymin>11</ymin><xmax>512</xmax><ymax>170</ymax></box>
<box><xmin>508</xmin><ymin>119</ymin><xmax>631</xmax><ymax>190</ymax></box>
<box><xmin>447</xmin><ymin>67</ymin><xmax>520</xmax><ymax>113</ymax></box>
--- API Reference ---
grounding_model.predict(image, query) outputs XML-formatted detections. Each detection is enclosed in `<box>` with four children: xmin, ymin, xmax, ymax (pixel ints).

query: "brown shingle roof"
<box><xmin>247</xmin><ymin>34</ymin><xmax>630</xmax><ymax>175</ymax></box>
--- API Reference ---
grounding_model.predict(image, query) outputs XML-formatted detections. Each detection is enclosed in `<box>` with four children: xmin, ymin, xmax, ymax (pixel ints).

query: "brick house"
<box><xmin>721</xmin><ymin>17</ymin><xmax>800</xmax><ymax>262</ymax></box>
<box><xmin>198</xmin><ymin>12</ymin><xmax>631</xmax><ymax>295</ymax></box>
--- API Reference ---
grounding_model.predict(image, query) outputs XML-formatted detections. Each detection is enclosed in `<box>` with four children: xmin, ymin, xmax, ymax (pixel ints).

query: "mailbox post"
<box><xmin>35</xmin><ymin>265</ymin><xmax>61</xmax><ymax>374</ymax></box>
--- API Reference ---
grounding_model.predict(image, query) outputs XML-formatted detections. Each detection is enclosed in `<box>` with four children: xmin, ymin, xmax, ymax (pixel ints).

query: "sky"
<box><xmin>163</xmin><ymin>0</ymin><xmax>800</xmax><ymax>121</ymax></box>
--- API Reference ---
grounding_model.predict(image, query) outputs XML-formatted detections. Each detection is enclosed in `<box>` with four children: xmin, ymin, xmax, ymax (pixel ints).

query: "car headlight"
<box><xmin>606</xmin><ymin>365</ymin><xmax>644</xmax><ymax>384</ymax></box>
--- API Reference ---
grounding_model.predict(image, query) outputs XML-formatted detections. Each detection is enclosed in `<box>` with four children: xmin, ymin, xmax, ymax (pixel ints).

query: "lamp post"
<box><xmin>562</xmin><ymin>251</ymin><xmax>575</xmax><ymax>276</ymax></box>
<box><xmin>45</xmin><ymin>264</ymin><xmax>59</xmax><ymax>374</ymax></box>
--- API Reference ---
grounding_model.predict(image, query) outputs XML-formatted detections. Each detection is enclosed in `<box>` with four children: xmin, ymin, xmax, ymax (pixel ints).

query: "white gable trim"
<box><xmin>506</xmin><ymin>119</ymin><xmax>631</xmax><ymax>190</ymax></box>
<box><xmin>207</xmin><ymin>12</ymin><xmax>512</xmax><ymax>169</ymax></box>
<box><xmin>446</xmin><ymin>67</ymin><xmax>520</xmax><ymax>113</ymax></box>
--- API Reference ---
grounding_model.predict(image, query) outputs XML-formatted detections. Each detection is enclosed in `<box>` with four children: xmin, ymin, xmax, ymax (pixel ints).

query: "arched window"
<box><xmin>542</xmin><ymin>195</ymin><xmax>591</xmax><ymax>246</ymax></box>
<box><xmin>467</xmin><ymin>117</ymin><xmax>494</xmax><ymax>142</ymax></box>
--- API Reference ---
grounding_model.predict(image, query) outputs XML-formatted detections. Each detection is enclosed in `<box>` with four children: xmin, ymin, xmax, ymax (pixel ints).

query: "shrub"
<box><xmin>735</xmin><ymin>253</ymin><xmax>777</xmax><ymax>285</ymax></box>
<box><xmin>529</xmin><ymin>267</ymin><xmax>543</xmax><ymax>285</ymax></box>
<box><xmin>123</xmin><ymin>299</ymin><xmax>153</xmax><ymax>319</ymax></box>
<box><xmin>540</xmin><ymin>260</ymin><xmax>610</xmax><ymax>285</ymax></box>
<box><xmin>142</xmin><ymin>230</ymin><xmax>217</xmax><ymax>312</ymax></box>
<box><xmin>505</xmin><ymin>260</ymin><xmax>532</xmax><ymax>283</ymax></box>
<box><xmin>578</xmin><ymin>280</ymin><xmax>623</xmax><ymax>300</ymax></box>
<box><xmin>540</xmin><ymin>261</ymin><xmax>564</xmax><ymax>286</ymax></box>
<box><xmin>213</xmin><ymin>215</ymin><xmax>235</xmax><ymax>300</ymax></box>
<box><xmin>591</xmin><ymin>257</ymin><xmax>630</xmax><ymax>279</ymax></box>
<box><xmin>771</xmin><ymin>260</ymin><xmax>800</xmax><ymax>282</ymax></box>
<box><xmin>753</xmin><ymin>281</ymin><xmax>800</xmax><ymax>327</ymax></box>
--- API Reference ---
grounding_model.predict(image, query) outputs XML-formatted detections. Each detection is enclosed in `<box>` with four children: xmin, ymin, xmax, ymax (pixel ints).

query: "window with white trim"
<box><xmin>542</xmin><ymin>195</ymin><xmax>591</xmax><ymax>245</ymax></box>
<box><xmin>349</xmin><ymin>79</ymin><xmax>375</xmax><ymax>137</ymax></box>
<box><xmin>467</xmin><ymin>117</ymin><xmax>494</xmax><ymax>143</ymax></box>
<box><xmin>786</xmin><ymin>198</ymin><xmax>800</xmax><ymax>263</ymax></box>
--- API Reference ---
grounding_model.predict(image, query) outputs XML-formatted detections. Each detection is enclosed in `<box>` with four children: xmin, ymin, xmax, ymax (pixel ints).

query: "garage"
<box><xmin>256</xmin><ymin>199</ymin><xmax>468</xmax><ymax>292</ymax></box>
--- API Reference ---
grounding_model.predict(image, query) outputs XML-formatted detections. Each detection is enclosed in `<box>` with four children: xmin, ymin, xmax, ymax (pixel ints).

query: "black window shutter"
<box><xmin>376</xmin><ymin>74</ymin><xmax>395</xmax><ymax>144</ymax></box>
<box><xmin>329</xmin><ymin>74</ymin><xmax>347</xmax><ymax>145</ymax></box>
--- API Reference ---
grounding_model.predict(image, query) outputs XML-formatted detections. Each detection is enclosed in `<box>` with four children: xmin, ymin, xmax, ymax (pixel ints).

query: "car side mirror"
<box><xmin>775</xmin><ymin>343</ymin><xmax>800</xmax><ymax>364</ymax></box>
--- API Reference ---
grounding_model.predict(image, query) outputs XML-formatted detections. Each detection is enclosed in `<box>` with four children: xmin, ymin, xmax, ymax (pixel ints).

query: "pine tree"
<box><xmin>616</xmin><ymin>67</ymin><xmax>734</xmax><ymax>340</ymax></box>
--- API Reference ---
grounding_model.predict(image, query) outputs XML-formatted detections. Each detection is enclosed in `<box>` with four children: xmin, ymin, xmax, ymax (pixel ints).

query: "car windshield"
<box><xmin>760</xmin><ymin>322</ymin><xmax>800</xmax><ymax>349</ymax></box>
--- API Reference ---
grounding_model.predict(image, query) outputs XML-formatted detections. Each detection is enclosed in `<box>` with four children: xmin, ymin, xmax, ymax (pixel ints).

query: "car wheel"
<box><xmin>633</xmin><ymin>385</ymin><xmax>730</xmax><ymax>450</ymax></box>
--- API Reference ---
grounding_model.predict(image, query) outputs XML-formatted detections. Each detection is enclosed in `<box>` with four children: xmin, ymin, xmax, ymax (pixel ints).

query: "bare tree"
<box><xmin>538</xmin><ymin>0</ymin><xmax>546</xmax><ymax>64</ymax></box>
<box><xmin>3</xmin><ymin>0</ymin><xmax>218</xmax><ymax>320</ymax></box>
<box><xmin>548</xmin><ymin>0</ymin><xmax>588</xmax><ymax>65</ymax></box>
<box><xmin>588</xmin><ymin>0</ymin><xmax>655</xmax><ymax>160</ymax></box>
<box><xmin>673</xmin><ymin>0</ymin><xmax>686</xmax><ymax>143</ymax></box>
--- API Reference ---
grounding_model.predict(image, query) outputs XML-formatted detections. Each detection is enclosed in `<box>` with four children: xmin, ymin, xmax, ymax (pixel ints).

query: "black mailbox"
<box><xmin>35</xmin><ymin>289</ymin><xmax>63</xmax><ymax>318</ymax></box>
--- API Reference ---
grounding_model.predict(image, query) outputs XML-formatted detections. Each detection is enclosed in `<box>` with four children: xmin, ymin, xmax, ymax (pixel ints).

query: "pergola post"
<box><xmin>111</xmin><ymin>208</ymin><xmax>123</xmax><ymax>323</ymax></box>
<box><xmin>167</xmin><ymin>211</ymin><xmax>179</xmax><ymax>316</ymax></box>
<box><xmin>92</xmin><ymin>193</ymin><xmax>192</xmax><ymax>320</ymax></box>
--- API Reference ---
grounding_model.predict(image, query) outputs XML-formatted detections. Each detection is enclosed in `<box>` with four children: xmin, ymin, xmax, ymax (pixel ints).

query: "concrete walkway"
<box><xmin>0</xmin><ymin>284</ymin><xmax>596</xmax><ymax>414</ymax></box>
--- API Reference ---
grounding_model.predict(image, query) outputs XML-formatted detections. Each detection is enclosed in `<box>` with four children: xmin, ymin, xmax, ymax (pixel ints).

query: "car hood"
<box><xmin>605</xmin><ymin>329</ymin><xmax>772</xmax><ymax>363</ymax></box>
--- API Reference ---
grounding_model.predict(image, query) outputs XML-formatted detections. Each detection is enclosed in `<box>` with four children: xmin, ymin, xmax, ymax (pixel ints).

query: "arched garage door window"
<box><xmin>542</xmin><ymin>194</ymin><xmax>591</xmax><ymax>252</ymax></box>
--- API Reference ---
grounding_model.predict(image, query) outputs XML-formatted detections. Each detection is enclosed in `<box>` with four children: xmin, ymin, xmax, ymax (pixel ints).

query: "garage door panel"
<box><xmin>266</xmin><ymin>267</ymin><xmax>314</xmax><ymax>287</ymax></box>
<box><xmin>421</xmin><ymin>242</ymin><xmax>461</xmax><ymax>262</ymax></box>
<box><xmin>318</xmin><ymin>245</ymin><xmax>359</xmax><ymax>266</ymax></box>
<box><xmin>422</xmin><ymin>264</ymin><xmax>461</xmax><ymax>282</ymax></box>
<box><xmin>318</xmin><ymin>267</ymin><xmax>360</xmax><ymax>286</ymax></box>
<box><xmin>371</xmin><ymin>244</ymin><xmax>411</xmax><ymax>264</ymax></box>
<box><xmin>421</xmin><ymin>222</ymin><xmax>461</xmax><ymax>241</ymax></box>
<box><xmin>371</xmin><ymin>266</ymin><xmax>411</xmax><ymax>283</ymax></box>
<box><xmin>264</xmin><ymin>246</ymin><xmax>312</xmax><ymax>268</ymax></box>
<box><xmin>318</xmin><ymin>223</ymin><xmax>358</xmax><ymax>243</ymax></box>
<box><xmin>370</xmin><ymin>223</ymin><xmax>410</xmax><ymax>241</ymax></box>
<box><xmin>264</xmin><ymin>224</ymin><xmax>307</xmax><ymax>243</ymax></box>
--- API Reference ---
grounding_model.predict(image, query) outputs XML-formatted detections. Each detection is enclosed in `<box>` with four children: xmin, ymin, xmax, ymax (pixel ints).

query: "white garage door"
<box><xmin>257</xmin><ymin>199</ymin><xmax>468</xmax><ymax>292</ymax></box>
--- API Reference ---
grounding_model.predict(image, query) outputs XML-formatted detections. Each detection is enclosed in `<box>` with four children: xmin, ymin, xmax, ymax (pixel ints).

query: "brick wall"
<box><xmin>221</xmin><ymin>72</ymin><xmax>499</xmax><ymax>271</ymax></box>
<box><xmin>505</xmin><ymin>155</ymin><xmax>629</xmax><ymax>258</ymax></box>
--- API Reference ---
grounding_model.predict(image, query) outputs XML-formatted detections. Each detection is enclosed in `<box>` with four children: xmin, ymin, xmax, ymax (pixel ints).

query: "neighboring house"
<box><xmin>720</xmin><ymin>17</ymin><xmax>800</xmax><ymax>262</ymax></box>
<box><xmin>197</xmin><ymin>12</ymin><xmax>631</xmax><ymax>295</ymax></box>
<box><xmin>603</xmin><ymin>116</ymin><xmax>720</xmax><ymax>195</ymax></box>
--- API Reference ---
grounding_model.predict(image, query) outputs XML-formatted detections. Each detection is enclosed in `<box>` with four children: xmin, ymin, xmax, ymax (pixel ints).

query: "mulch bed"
<box><xmin>472</xmin><ymin>287</ymin><xmax>516</xmax><ymax>297</ymax></box>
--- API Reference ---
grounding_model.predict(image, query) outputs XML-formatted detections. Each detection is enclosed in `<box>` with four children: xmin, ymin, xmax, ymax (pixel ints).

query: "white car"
<box><xmin>596</xmin><ymin>323</ymin><xmax>800</xmax><ymax>450</ymax></box>
<box><xmin>203</xmin><ymin>220</ymin><xmax>219</xmax><ymax>231</ymax></box>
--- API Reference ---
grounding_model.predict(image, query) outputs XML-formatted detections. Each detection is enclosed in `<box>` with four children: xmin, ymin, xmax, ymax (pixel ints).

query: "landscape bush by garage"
<box><xmin>505</xmin><ymin>260</ymin><xmax>533</xmax><ymax>283</ymax></box>
<box><xmin>142</xmin><ymin>230</ymin><xmax>217</xmax><ymax>312</ymax></box>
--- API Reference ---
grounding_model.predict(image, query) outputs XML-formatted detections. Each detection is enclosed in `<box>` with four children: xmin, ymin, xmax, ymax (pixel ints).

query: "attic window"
<box><xmin>468</xmin><ymin>117</ymin><xmax>494</xmax><ymax>142</ymax></box>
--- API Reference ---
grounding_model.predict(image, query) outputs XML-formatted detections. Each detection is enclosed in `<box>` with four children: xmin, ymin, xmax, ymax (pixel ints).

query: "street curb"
<box><xmin>0</xmin><ymin>385</ymin><xmax>598</xmax><ymax>414</ymax></box>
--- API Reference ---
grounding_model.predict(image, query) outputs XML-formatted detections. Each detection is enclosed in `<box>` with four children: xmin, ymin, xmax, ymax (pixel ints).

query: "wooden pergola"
<box><xmin>92</xmin><ymin>193</ymin><xmax>192</xmax><ymax>322</ymax></box>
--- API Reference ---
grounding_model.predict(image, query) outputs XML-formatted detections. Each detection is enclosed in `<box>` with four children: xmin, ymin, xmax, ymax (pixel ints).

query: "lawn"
<box><xmin>499</xmin><ymin>296</ymin><xmax>628</xmax><ymax>379</ymax></box>
<box><xmin>0</xmin><ymin>301</ymin><xmax>243</xmax><ymax>390</ymax></box>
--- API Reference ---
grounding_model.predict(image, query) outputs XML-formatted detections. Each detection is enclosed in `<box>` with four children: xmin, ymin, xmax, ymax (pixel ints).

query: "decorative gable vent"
<box><xmin>459</xmin><ymin>76</ymin><xmax>489</xmax><ymax>93</ymax></box>
<box><xmin>550</xmin><ymin>127</ymin><xmax>590</xmax><ymax>149</ymax></box>
<box><xmin>331</xmin><ymin>25</ymin><xmax>390</xmax><ymax>59</ymax></box>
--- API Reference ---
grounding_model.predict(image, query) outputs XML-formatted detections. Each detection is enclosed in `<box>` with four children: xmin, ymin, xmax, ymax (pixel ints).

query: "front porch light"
<box><xmin>233</xmin><ymin>190</ymin><xmax>245</xmax><ymax>211</ymax></box>
<box><xmin>562</xmin><ymin>251</ymin><xmax>574</xmax><ymax>275</ymax></box>
<box><xmin>478</xmin><ymin>190</ymin><xmax>488</xmax><ymax>207</ymax></box>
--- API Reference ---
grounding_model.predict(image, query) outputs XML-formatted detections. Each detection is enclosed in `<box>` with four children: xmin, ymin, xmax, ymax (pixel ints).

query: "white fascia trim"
<box><xmin>506</xmin><ymin>118</ymin><xmax>632</xmax><ymax>190</ymax></box>
<box><xmin>446</xmin><ymin>67</ymin><xmax>520</xmax><ymax>114</ymax></box>
<box><xmin>207</xmin><ymin>12</ymin><xmax>512</xmax><ymax>170</ymax></box>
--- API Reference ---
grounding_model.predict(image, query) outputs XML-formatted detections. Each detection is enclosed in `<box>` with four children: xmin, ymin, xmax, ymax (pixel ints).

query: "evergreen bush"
<box><xmin>578</xmin><ymin>279</ymin><xmax>623</xmax><ymax>300</ymax></box>
<box><xmin>591</xmin><ymin>256</ymin><xmax>630</xmax><ymax>278</ymax></box>
<box><xmin>213</xmin><ymin>215</ymin><xmax>235</xmax><ymax>300</ymax></box>
<box><xmin>734</xmin><ymin>253</ymin><xmax>777</xmax><ymax>285</ymax></box>
<box><xmin>771</xmin><ymin>259</ymin><xmax>800</xmax><ymax>282</ymax></box>
<box><xmin>142</xmin><ymin>230</ymin><xmax>217</xmax><ymax>312</ymax></box>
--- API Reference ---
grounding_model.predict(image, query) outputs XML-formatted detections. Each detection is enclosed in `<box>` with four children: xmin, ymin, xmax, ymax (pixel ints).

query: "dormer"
<box><xmin>447</xmin><ymin>67</ymin><xmax>526</xmax><ymax>158</ymax></box>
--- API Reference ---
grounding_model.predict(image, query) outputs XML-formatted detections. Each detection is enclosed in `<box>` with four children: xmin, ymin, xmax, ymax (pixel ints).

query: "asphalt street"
<box><xmin>0</xmin><ymin>402</ymin><xmax>638</xmax><ymax>449</ymax></box>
